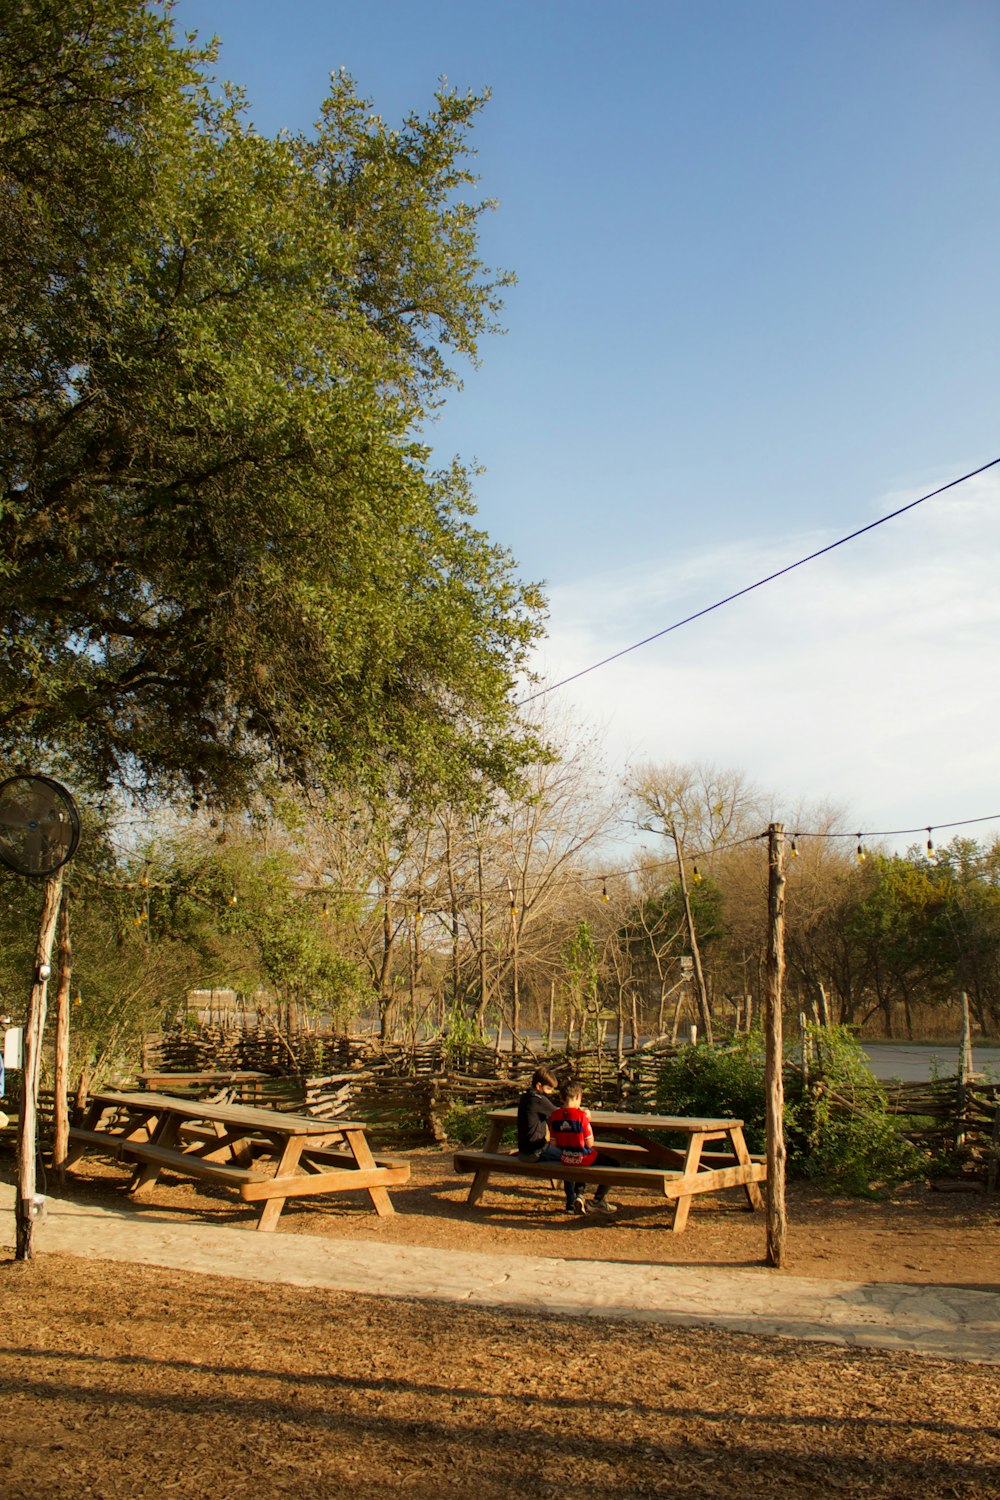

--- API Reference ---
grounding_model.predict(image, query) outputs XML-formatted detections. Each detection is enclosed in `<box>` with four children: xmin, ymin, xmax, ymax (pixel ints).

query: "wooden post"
<box><xmin>956</xmin><ymin>992</ymin><xmax>973</xmax><ymax>1150</ymax></box>
<box><xmin>799</xmin><ymin>1010</ymin><xmax>810</xmax><ymax>1088</ymax></box>
<box><xmin>744</xmin><ymin>993</ymin><xmax>753</xmax><ymax>1034</ymax></box>
<box><xmin>764</xmin><ymin>824</ymin><xmax>787</xmax><ymax>1269</ymax></box>
<box><xmin>631</xmin><ymin>992</ymin><xmax>640</xmax><ymax>1051</ymax></box>
<box><xmin>52</xmin><ymin>898</ymin><xmax>72</xmax><ymax>1185</ymax></box>
<box><xmin>16</xmin><ymin>870</ymin><xmax>64</xmax><ymax>1260</ymax></box>
<box><xmin>547</xmin><ymin>980</ymin><xmax>555</xmax><ymax>1050</ymax></box>
<box><xmin>987</xmin><ymin>1098</ymin><xmax>1000</xmax><ymax>1194</ymax></box>
<box><xmin>817</xmin><ymin>982</ymin><xmax>831</xmax><ymax>1028</ymax></box>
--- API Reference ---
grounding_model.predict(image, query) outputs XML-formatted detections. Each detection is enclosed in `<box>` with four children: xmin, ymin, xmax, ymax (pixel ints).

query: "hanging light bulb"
<box><xmin>926</xmin><ymin>828</ymin><xmax>934</xmax><ymax>859</ymax></box>
<box><xmin>856</xmin><ymin>836</ymin><xmax>865</xmax><ymax>864</ymax></box>
<box><xmin>415</xmin><ymin>905</ymin><xmax>423</xmax><ymax>926</ymax></box>
<box><xmin>229</xmin><ymin>889</ymin><xmax>238</xmax><ymax>906</ymax></box>
<box><xmin>321</xmin><ymin>900</ymin><xmax>330</xmax><ymax>919</ymax></box>
<box><xmin>790</xmin><ymin>837</ymin><xmax>798</xmax><ymax>858</ymax></box>
<box><xmin>692</xmin><ymin>864</ymin><xmax>702</xmax><ymax>885</ymax></box>
<box><xmin>601</xmin><ymin>879</ymin><xmax>609</xmax><ymax>903</ymax></box>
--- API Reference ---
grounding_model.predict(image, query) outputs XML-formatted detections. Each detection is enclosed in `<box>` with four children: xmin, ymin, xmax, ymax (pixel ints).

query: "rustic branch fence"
<box><xmin>9</xmin><ymin>1022</ymin><xmax>998</xmax><ymax>1182</ymax></box>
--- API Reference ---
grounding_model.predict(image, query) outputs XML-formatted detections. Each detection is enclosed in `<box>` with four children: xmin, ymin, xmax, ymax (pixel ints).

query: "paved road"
<box><xmin>3</xmin><ymin>1182</ymin><xmax>998</xmax><ymax>1365</ymax></box>
<box><xmin>862</xmin><ymin>1043</ymin><xmax>1000</xmax><ymax>1082</ymax></box>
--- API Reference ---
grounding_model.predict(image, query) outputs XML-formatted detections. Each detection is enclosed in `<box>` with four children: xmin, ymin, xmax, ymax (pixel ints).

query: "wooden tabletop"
<box><xmin>136</xmin><ymin>1071</ymin><xmax>270</xmax><ymax>1084</ymax></box>
<box><xmin>92</xmin><ymin>1090</ymin><xmax>361</xmax><ymax>1136</ymax></box>
<box><xmin>488</xmin><ymin>1107</ymin><xmax>745</xmax><ymax>1131</ymax></box>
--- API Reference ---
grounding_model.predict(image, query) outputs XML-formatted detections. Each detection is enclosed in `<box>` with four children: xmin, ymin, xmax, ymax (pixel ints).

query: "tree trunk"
<box><xmin>676</xmin><ymin>849</ymin><xmax>713</xmax><ymax>1044</ymax></box>
<box><xmin>16</xmin><ymin>870</ymin><xmax>64</xmax><ymax>1260</ymax></box>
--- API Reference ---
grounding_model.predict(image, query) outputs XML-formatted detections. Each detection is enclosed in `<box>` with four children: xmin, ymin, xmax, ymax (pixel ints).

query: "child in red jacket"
<box><xmin>546</xmin><ymin>1079</ymin><xmax>620</xmax><ymax>1216</ymax></box>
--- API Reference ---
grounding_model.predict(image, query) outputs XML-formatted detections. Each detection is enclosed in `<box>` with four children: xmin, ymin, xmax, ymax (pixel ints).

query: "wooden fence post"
<box><xmin>956</xmin><ymin>992</ymin><xmax>973</xmax><ymax>1151</ymax></box>
<box><xmin>817</xmin><ymin>982</ymin><xmax>831</xmax><ymax>1028</ymax></box>
<box><xmin>987</xmin><ymin>1098</ymin><xmax>1000</xmax><ymax>1194</ymax></box>
<box><xmin>764</xmin><ymin>824</ymin><xmax>787</xmax><ymax>1269</ymax></box>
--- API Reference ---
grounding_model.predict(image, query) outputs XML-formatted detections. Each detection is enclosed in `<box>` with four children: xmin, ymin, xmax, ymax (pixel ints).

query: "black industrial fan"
<box><xmin>0</xmin><ymin>774</ymin><xmax>81</xmax><ymax>878</ymax></box>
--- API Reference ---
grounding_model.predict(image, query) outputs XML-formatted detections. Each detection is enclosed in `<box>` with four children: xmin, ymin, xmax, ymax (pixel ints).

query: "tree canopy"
<box><xmin>0</xmin><ymin>0</ymin><xmax>544</xmax><ymax>806</ymax></box>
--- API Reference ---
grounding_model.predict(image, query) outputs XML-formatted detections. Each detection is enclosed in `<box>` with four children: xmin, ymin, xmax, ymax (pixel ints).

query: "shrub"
<box><xmin>441</xmin><ymin>1102</ymin><xmax>516</xmax><ymax>1147</ymax></box>
<box><xmin>655</xmin><ymin>1036</ymin><xmax>768</xmax><ymax>1152</ymax></box>
<box><xmin>789</xmin><ymin>1026</ymin><xmax>928</xmax><ymax>1195</ymax></box>
<box><xmin>655</xmin><ymin>1027</ymin><xmax>927</xmax><ymax>1193</ymax></box>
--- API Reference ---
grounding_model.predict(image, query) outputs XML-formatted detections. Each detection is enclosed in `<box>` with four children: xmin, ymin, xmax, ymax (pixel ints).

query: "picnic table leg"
<box><xmin>670</xmin><ymin>1132</ymin><xmax>707</xmax><ymax>1233</ymax></box>
<box><xmin>466</xmin><ymin>1168</ymin><xmax>493</xmax><ymax>1206</ymax></box>
<box><xmin>729</xmin><ymin>1126</ymin><xmax>765</xmax><ymax>1211</ymax></box>
<box><xmin>63</xmin><ymin>1098</ymin><xmax>106</xmax><ymax>1168</ymax></box>
<box><xmin>465</xmin><ymin>1117</ymin><xmax>508</xmax><ymax>1204</ymax></box>
<box><xmin>130</xmin><ymin>1112</ymin><xmax>181</xmax><ymax>1200</ymax></box>
<box><xmin>343</xmin><ymin>1128</ymin><xmax>395</xmax><ymax>1217</ymax></box>
<box><xmin>255</xmin><ymin>1136</ymin><xmax>306</xmax><ymax>1231</ymax></box>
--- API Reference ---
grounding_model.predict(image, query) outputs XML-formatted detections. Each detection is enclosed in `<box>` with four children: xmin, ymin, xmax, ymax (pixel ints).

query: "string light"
<box><xmin>790</xmin><ymin>837</ymin><xmax>798</xmax><ymax>858</ymax></box>
<box><xmin>926</xmin><ymin>828</ymin><xmax>934</xmax><ymax>858</ymax></box>
<box><xmin>692</xmin><ymin>864</ymin><xmax>702</xmax><ymax>885</ymax></box>
<box><xmin>856</xmin><ymin>837</ymin><xmax>866</xmax><ymax>864</ymax></box>
<box><xmin>601</xmin><ymin>879</ymin><xmax>609</xmax><ymax>903</ymax></box>
<box><xmin>229</xmin><ymin>889</ymin><xmax>238</xmax><ymax>907</ymax></box>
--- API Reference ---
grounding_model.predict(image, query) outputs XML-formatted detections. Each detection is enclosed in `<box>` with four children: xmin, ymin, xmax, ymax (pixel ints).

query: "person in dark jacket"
<box><xmin>515</xmin><ymin>1067</ymin><xmax>578</xmax><ymax>1211</ymax></box>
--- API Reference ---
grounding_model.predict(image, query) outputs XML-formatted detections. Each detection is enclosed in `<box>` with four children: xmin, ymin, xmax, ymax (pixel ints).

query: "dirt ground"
<box><xmin>1</xmin><ymin>1253</ymin><xmax>998</xmax><ymax>1500</ymax></box>
<box><xmin>1</xmin><ymin>1149</ymin><xmax>999</xmax><ymax>1499</ymax></box>
<box><xmin>21</xmin><ymin>1145</ymin><xmax>1000</xmax><ymax>1289</ymax></box>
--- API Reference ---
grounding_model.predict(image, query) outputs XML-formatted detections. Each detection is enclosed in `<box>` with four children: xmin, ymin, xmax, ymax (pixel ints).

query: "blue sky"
<box><xmin>174</xmin><ymin>0</ymin><xmax>1000</xmax><ymax>847</ymax></box>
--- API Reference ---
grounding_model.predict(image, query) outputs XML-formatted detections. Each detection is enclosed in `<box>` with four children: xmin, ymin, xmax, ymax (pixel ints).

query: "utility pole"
<box><xmin>764</xmin><ymin>823</ymin><xmax>787</xmax><ymax>1268</ymax></box>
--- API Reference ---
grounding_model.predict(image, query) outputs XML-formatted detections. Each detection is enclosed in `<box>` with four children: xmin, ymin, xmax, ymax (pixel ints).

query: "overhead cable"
<box><xmin>519</xmin><ymin>455</ymin><xmax>1000</xmax><ymax>704</ymax></box>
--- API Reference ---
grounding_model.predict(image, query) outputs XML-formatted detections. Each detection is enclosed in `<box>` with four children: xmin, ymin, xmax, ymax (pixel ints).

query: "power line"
<box><xmin>520</xmin><ymin>454</ymin><xmax>1000</xmax><ymax>704</ymax></box>
<box><xmin>788</xmin><ymin>811</ymin><xmax>1000</xmax><ymax>840</ymax></box>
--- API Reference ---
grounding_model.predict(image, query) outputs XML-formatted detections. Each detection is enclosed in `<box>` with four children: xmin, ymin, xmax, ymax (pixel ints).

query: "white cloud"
<box><xmin>530</xmin><ymin>471</ymin><xmax>1000</xmax><ymax>849</ymax></box>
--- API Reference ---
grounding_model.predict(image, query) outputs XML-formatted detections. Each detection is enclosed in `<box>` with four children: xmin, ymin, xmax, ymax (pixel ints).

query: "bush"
<box><xmin>655</xmin><ymin>1036</ymin><xmax>768</xmax><ymax>1152</ymax></box>
<box><xmin>655</xmin><ymin>1028</ymin><xmax>927</xmax><ymax>1194</ymax></box>
<box><xmin>789</xmin><ymin>1026</ymin><xmax>928</xmax><ymax>1195</ymax></box>
<box><xmin>441</xmin><ymin>1102</ymin><xmax>517</xmax><ymax>1147</ymax></box>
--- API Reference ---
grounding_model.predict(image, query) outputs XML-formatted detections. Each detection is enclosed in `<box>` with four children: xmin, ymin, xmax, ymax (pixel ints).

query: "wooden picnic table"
<box><xmin>66</xmin><ymin>1090</ymin><xmax>409</xmax><ymax>1232</ymax></box>
<box><xmin>135</xmin><ymin>1070</ymin><xmax>271</xmax><ymax>1095</ymax></box>
<box><xmin>461</xmin><ymin>1107</ymin><xmax>765</xmax><ymax>1232</ymax></box>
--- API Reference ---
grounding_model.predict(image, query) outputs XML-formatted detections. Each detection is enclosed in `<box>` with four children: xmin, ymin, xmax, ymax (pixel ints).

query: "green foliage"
<box><xmin>441</xmin><ymin>1102</ymin><xmax>493</xmax><ymax>1145</ymax></box>
<box><xmin>622</xmin><ymin>877</ymin><xmax>724</xmax><ymax>967</ymax></box>
<box><xmin>655</xmin><ymin>1035</ymin><xmax>768</xmax><ymax>1152</ymax></box>
<box><xmin>0</xmin><ymin>0</ymin><xmax>545</xmax><ymax>808</ymax></box>
<box><xmin>790</xmin><ymin>1026</ymin><xmax>928</xmax><ymax>1194</ymax></box>
<box><xmin>440</xmin><ymin>1003</ymin><xmax>488</xmax><ymax>1066</ymax></box>
<box><xmin>442</xmin><ymin>1101</ymin><xmax>515</xmax><ymax>1147</ymax></box>
<box><xmin>654</xmin><ymin>1027</ymin><xmax>927</xmax><ymax>1193</ymax></box>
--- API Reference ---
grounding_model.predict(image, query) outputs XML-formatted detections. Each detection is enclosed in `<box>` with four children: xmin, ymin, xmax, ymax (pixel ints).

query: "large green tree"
<box><xmin>0</xmin><ymin>0</ymin><xmax>543</xmax><ymax>806</ymax></box>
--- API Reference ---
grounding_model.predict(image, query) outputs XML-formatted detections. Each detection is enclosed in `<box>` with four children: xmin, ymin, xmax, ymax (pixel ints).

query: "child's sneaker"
<box><xmin>571</xmin><ymin>1198</ymin><xmax>588</xmax><ymax>1215</ymax></box>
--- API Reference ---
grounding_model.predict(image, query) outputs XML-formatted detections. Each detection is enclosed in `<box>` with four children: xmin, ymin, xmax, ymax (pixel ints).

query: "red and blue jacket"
<box><xmin>547</xmin><ymin>1105</ymin><xmax>598</xmax><ymax>1166</ymax></box>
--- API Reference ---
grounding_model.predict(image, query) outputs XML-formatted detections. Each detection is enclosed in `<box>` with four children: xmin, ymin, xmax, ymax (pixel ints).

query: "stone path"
<box><xmin>4</xmin><ymin>1183</ymin><xmax>998</xmax><ymax>1364</ymax></box>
